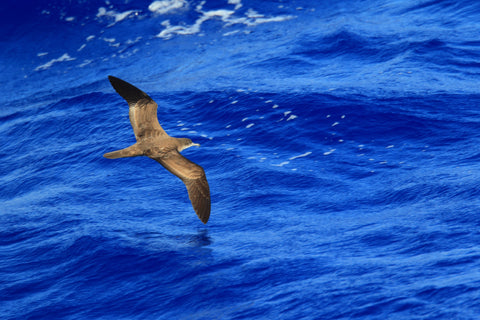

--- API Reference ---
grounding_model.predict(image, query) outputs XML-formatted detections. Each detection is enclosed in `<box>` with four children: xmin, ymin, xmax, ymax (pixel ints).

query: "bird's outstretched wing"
<box><xmin>108</xmin><ymin>76</ymin><xmax>168</xmax><ymax>140</ymax></box>
<box><xmin>150</xmin><ymin>151</ymin><xmax>210</xmax><ymax>224</ymax></box>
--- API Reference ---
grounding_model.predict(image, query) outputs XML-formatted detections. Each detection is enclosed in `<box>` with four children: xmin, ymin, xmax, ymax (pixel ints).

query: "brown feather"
<box><xmin>150</xmin><ymin>151</ymin><xmax>211</xmax><ymax>224</ymax></box>
<box><xmin>109</xmin><ymin>76</ymin><xmax>168</xmax><ymax>140</ymax></box>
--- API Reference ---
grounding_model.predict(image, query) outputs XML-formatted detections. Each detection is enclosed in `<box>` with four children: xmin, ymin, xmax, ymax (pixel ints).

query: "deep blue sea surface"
<box><xmin>2</xmin><ymin>0</ymin><xmax>480</xmax><ymax>319</ymax></box>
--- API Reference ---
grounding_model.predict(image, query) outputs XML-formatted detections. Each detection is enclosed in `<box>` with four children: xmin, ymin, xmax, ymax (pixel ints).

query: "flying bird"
<box><xmin>104</xmin><ymin>76</ymin><xmax>210</xmax><ymax>224</ymax></box>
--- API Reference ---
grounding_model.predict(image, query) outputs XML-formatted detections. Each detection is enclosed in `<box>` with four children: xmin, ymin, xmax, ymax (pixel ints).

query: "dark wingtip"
<box><xmin>108</xmin><ymin>75</ymin><xmax>152</xmax><ymax>105</ymax></box>
<box><xmin>200</xmin><ymin>214</ymin><xmax>209</xmax><ymax>224</ymax></box>
<box><xmin>108</xmin><ymin>75</ymin><xmax>124</xmax><ymax>88</ymax></box>
<box><xmin>198</xmin><ymin>205</ymin><xmax>210</xmax><ymax>224</ymax></box>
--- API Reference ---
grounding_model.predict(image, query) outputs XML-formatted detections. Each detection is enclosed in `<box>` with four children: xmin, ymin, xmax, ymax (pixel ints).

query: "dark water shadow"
<box><xmin>187</xmin><ymin>228</ymin><xmax>212</xmax><ymax>247</ymax></box>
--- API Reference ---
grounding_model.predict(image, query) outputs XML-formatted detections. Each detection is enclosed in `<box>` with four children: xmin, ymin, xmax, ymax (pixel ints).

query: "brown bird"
<box><xmin>104</xmin><ymin>76</ymin><xmax>210</xmax><ymax>224</ymax></box>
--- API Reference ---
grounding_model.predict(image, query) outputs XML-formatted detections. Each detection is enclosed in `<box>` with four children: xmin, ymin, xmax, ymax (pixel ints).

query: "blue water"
<box><xmin>2</xmin><ymin>0</ymin><xmax>480</xmax><ymax>319</ymax></box>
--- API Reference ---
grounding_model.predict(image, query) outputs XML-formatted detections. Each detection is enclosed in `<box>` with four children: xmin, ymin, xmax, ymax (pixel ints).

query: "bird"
<box><xmin>103</xmin><ymin>76</ymin><xmax>210</xmax><ymax>224</ymax></box>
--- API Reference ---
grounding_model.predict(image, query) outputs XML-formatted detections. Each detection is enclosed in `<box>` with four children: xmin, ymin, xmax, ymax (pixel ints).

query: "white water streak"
<box><xmin>148</xmin><ymin>0</ymin><xmax>187</xmax><ymax>14</ymax></box>
<box><xmin>35</xmin><ymin>53</ymin><xmax>76</xmax><ymax>71</ymax></box>
<box><xmin>289</xmin><ymin>152</ymin><xmax>312</xmax><ymax>161</ymax></box>
<box><xmin>157</xmin><ymin>1</ymin><xmax>294</xmax><ymax>39</ymax></box>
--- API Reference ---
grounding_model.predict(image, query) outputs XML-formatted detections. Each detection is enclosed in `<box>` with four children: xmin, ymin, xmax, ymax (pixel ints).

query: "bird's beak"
<box><xmin>192</xmin><ymin>143</ymin><xmax>200</xmax><ymax>147</ymax></box>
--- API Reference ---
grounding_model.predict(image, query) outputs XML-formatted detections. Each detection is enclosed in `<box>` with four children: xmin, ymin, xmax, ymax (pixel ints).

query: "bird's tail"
<box><xmin>103</xmin><ymin>143</ymin><xmax>143</xmax><ymax>159</ymax></box>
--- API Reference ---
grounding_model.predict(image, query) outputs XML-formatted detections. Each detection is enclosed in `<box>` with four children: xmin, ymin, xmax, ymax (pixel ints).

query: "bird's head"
<box><xmin>178</xmin><ymin>138</ymin><xmax>200</xmax><ymax>151</ymax></box>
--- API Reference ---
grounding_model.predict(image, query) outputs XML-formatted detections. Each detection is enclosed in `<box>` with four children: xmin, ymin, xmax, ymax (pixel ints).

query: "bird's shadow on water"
<box><xmin>171</xmin><ymin>228</ymin><xmax>214</xmax><ymax>268</ymax></box>
<box><xmin>129</xmin><ymin>227</ymin><xmax>212</xmax><ymax>250</ymax></box>
<box><xmin>121</xmin><ymin>227</ymin><xmax>214</xmax><ymax>266</ymax></box>
<box><xmin>186</xmin><ymin>228</ymin><xmax>212</xmax><ymax>247</ymax></box>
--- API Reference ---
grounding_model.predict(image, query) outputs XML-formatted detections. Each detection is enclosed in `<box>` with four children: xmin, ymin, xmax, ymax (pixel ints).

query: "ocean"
<box><xmin>1</xmin><ymin>0</ymin><xmax>480</xmax><ymax>319</ymax></box>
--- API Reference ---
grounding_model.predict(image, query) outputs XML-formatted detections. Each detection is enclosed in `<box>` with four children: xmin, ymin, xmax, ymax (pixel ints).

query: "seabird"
<box><xmin>104</xmin><ymin>76</ymin><xmax>210</xmax><ymax>224</ymax></box>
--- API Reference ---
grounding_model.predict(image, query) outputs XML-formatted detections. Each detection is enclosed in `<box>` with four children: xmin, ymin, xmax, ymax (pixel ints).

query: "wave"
<box><xmin>1</xmin><ymin>0</ymin><xmax>478</xmax><ymax>105</ymax></box>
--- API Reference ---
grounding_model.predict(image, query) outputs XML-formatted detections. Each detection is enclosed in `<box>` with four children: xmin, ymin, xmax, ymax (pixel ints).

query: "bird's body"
<box><xmin>104</xmin><ymin>76</ymin><xmax>210</xmax><ymax>224</ymax></box>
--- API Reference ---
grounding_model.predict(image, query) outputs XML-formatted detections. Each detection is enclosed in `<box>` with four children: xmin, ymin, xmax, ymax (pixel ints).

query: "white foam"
<box><xmin>157</xmin><ymin>1</ymin><xmax>294</xmax><ymax>39</ymax></box>
<box><xmin>125</xmin><ymin>37</ymin><xmax>142</xmax><ymax>45</ymax></box>
<box><xmin>148</xmin><ymin>0</ymin><xmax>187</xmax><ymax>14</ymax></box>
<box><xmin>386</xmin><ymin>145</ymin><xmax>394</xmax><ymax>149</ymax></box>
<box><xmin>248</xmin><ymin>15</ymin><xmax>292</xmax><ymax>25</ymax></box>
<box><xmin>228</xmin><ymin>0</ymin><xmax>242</xmax><ymax>10</ymax></box>
<box><xmin>77</xmin><ymin>44</ymin><xmax>86</xmax><ymax>51</ymax></box>
<box><xmin>158</xmin><ymin>19</ymin><xmax>199</xmax><ymax>39</ymax></box>
<box><xmin>272</xmin><ymin>161</ymin><xmax>289</xmax><ymax>167</ymax></box>
<box><xmin>78</xmin><ymin>60</ymin><xmax>92</xmax><ymax>68</ymax></box>
<box><xmin>158</xmin><ymin>8</ymin><xmax>236</xmax><ymax>39</ymax></box>
<box><xmin>246</xmin><ymin>9</ymin><xmax>263</xmax><ymax>19</ymax></box>
<box><xmin>65</xmin><ymin>16</ymin><xmax>75</xmax><ymax>22</ymax></box>
<box><xmin>286</xmin><ymin>115</ymin><xmax>297</xmax><ymax>121</ymax></box>
<box><xmin>86</xmin><ymin>35</ymin><xmax>95</xmax><ymax>41</ymax></box>
<box><xmin>289</xmin><ymin>152</ymin><xmax>312</xmax><ymax>161</ymax></box>
<box><xmin>35</xmin><ymin>53</ymin><xmax>75</xmax><ymax>71</ymax></box>
<box><xmin>206</xmin><ymin>9</ymin><xmax>236</xmax><ymax>19</ymax></box>
<box><xmin>97</xmin><ymin>7</ymin><xmax>136</xmax><ymax>25</ymax></box>
<box><xmin>195</xmin><ymin>2</ymin><xmax>203</xmax><ymax>11</ymax></box>
<box><xmin>323</xmin><ymin>149</ymin><xmax>336</xmax><ymax>156</ymax></box>
<box><xmin>227</xmin><ymin>9</ymin><xmax>293</xmax><ymax>27</ymax></box>
<box><xmin>223</xmin><ymin>30</ymin><xmax>240</xmax><ymax>36</ymax></box>
<box><xmin>115</xmin><ymin>11</ymin><xmax>136</xmax><ymax>22</ymax></box>
<box><xmin>332</xmin><ymin>122</ymin><xmax>339</xmax><ymax>127</ymax></box>
<box><xmin>246</xmin><ymin>123</ymin><xmax>254</xmax><ymax>128</ymax></box>
<box><xmin>37</xmin><ymin>52</ymin><xmax>48</xmax><ymax>57</ymax></box>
